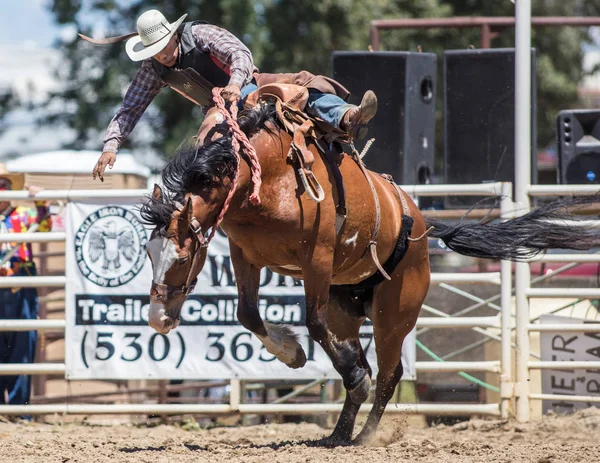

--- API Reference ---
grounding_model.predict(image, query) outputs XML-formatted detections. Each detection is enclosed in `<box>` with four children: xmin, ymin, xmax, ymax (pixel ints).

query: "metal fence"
<box><xmin>0</xmin><ymin>182</ymin><xmax>598</xmax><ymax>421</ymax></box>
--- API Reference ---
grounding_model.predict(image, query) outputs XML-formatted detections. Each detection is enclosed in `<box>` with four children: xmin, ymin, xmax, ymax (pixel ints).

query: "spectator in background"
<box><xmin>0</xmin><ymin>164</ymin><xmax>51</xmax><ymax>407</ymax></box>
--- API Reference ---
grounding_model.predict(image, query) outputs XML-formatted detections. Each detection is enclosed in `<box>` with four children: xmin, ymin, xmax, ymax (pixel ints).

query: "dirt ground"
<box><xmin>1</xmin><ymin>408</ymin><xmax>600</xmax><ymax>463</ymax></box>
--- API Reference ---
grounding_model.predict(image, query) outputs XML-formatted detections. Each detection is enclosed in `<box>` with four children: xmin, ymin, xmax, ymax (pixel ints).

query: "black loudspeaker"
<box><xmin>444</xmin><ymin>48</ymin><xmax>537</xmax><ymax>207</ymax></box>
<box><xmin>332</xmin><ymin>51</ymin><xmax>436</xmax><ymax>186</ymax></box>
<box><xmin>557</xmin><ymin>110</ymin><xmax>600</xmax><ymax>184</ymax></box>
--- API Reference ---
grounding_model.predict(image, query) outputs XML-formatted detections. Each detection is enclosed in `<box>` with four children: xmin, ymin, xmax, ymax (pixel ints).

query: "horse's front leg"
<box><xmin>229</xmin><ymin>240</ymin><xmax>306</xmax><ymax>369</ymax></box>
<box><xmin>303</xmin><ymin>249</ymin><xmax>371</xmax><ymax>405</ymax></box>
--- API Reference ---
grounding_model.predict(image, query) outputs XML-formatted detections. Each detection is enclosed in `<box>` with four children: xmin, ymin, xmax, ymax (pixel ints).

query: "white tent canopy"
<box><xmin>6</xmin><ymin>150</ymin><xmax>151</xmax><ymax>178</ymax></box>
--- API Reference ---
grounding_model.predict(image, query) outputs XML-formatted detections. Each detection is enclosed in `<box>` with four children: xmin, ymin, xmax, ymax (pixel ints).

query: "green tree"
<box><xmin>9</xmin><ymin>0</ymin><xmax>599</xmax><ymax>162</ymax></box>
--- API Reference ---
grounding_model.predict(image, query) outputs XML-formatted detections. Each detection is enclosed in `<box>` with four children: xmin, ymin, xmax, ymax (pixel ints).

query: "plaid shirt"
<box><xmin>103</xmin><ymin>23</ymin><xmax>256</xmax><ymax>153</ymax></box>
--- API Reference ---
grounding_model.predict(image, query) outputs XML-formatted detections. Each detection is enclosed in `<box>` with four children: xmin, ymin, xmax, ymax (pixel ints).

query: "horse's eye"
<box><xmin>178</xmin><ymin>255</ymin><xmax>189</xmax><ymax>265</ymax></box>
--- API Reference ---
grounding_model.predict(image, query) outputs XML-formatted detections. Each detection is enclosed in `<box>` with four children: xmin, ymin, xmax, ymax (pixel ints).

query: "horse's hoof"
<box><xmin>320</xmin><ymin>434</ymin><xmax>352</xmax><ymax>447</ymax></box>
<box><xmin>348</xmin><ymin>371</ymin><xmax>371</xmax><ymax>404</ymax></box>
<box><xmin>285</xmin><ymin>345</ymin><xmax>307</xmax><ymax>369</ymax></box>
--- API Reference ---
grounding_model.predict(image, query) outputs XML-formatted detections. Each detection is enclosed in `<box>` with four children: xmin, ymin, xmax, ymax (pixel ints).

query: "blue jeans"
<box><xmin>240</xmin><ymin>85</ymin><xmax>352</xmax><ymax>129</ymax></box>
<box><xmin>0</xmin><ymin>266</ymin><xmax>38</xmax><ymax>406</ymax></box>
<box><xmin>239</xmin><ymin>83</ymin><xmax>258</xmax><ymax>106</ymax></box>
<box><xmin>306</xmin><ymin>89</ymin><xmax>354</xmax><ymax>129</ymax></box>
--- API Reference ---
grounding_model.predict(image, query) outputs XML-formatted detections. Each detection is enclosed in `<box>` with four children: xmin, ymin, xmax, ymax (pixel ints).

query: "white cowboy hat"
<box><xmin>0</xmin><ymin>163</ymin><xmax>24</xmax><ymax>191</ymax></box>
<box><xmin>125</xmin><ymin>10</ymin><xmax>187</xmax><ymax>62</ymax></box>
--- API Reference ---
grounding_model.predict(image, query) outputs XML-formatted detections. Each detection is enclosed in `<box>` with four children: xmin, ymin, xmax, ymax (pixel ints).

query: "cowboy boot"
<box><xmin>341</xmin><ymin>90</ymin><xmax>378</xmax><ymax>140</ymax></box>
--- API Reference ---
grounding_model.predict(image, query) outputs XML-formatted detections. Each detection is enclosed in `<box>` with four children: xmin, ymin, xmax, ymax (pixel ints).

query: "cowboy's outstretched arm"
<box><xmin>192</xmin><ymin>24</ymin><xmax>256</xmax><ymax>104</ymax></box>
<box><xmin>94</xmin><ymin>61</ymin><xmax>166</xmax><ymax>181</ymax></box>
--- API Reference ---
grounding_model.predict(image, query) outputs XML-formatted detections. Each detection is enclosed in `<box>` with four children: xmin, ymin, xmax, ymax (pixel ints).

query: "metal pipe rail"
<box><xmin>431</xmin><ymin>273</ymin><xmax>501</xmax><ymax>285</ymax></box>
<box><xmin>0</xmin><ymin>276</ymin><xmax>66</xmax><ymax>288</ymax></box>
<box><xmin>530</xmin><ymin>394</ymin><xmax>600</xmax><ymax>404</ymax></box>
<box><xmin>369</xmin><ymin>16</ymin><xmax>600</xmax><ymax>50</ymax></box>
<box><xmin>371</xmin><ymin>17</ymin><xmax>600</xmax><ymax>28</ymax></box>
<box><xmin>0</xmin><ymin>317</ymin><xmax>500</xmax><ymax>332</ymax></box>
<box><xmin>0</xmin><ymin>232</ymin><xmax>66</xmax><ymax>243</ymax></box>
<box><xmin>0</xmin><ymin>402</ymin><xmax>500</xmax><ymax>416</ymax></box>
<box><xmin>526</xmin><ymin>288</ymin><xmax>600</xmax><ymax>298</ymax></box>
<box><xmin>0</xmin><ymin>320</ymin><xmax>66</xmax><ymax>331</ymax></box>
<box><xmin>417</xmin><ymin>317</ymin><xmax>499</xmax><ymax>329</ymax></box>
<box><xmin>0</xmin><ymin>189</ymin><xmax>149</xmax><ymax>201</ymax></box>
<box><xmin>0</xmin><ymin>273</ymin><xmax>501</xmax><ymax>290</ymax></box>
<box><xmin>417</xmin><ymin>361</ymin><xmax>500</xmax><ymax>373</ymax></box>
<box><xmin>535</xmin><ymin>254</ymin><xmax>600</xmax><ymax>263</ymax></box>
<box><xmin>0</xmin><ymin>360</ymin><xmax>501</xmax><ymax>376</ymax></box>
<box><xmin>528</xmin><ymin>361</ymin><xmax>600</xmax><ymax>370</ymax></box>
<box><xmin>0</xmin><ymin>363</ymin><xmax>65</xmax><ymax>375</ymax></box>
<box><xmin>528</xmin><ymin>185</ymin><xmax>600</xmax><ymax>196</ymax></box>
<box><xmin>528</xmin><ymin>324</ymin><xmax>600</xmax><ymax>332</ymax></box>
<box><xmin>0</xmin><ymin>184</ymin><xmax>506</xmax><ymax>202</ymax></box>
<box><xmin>398</xmin><ymin>182</ymin><xmax>503</xmax><ymax>197</ymax></box>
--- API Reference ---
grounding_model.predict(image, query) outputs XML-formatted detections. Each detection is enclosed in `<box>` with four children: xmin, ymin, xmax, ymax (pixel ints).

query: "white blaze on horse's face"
<box><xmin>146</xmin><ymin>234</ymin><xmax>179</xmax><ymax>334</ymax></box>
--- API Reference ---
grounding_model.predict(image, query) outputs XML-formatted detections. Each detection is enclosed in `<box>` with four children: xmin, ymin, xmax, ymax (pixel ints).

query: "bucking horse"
<box><xmin>140</xmin><ymin>90</ymin><xmax>600</xmax><ymax>445</ymax></box>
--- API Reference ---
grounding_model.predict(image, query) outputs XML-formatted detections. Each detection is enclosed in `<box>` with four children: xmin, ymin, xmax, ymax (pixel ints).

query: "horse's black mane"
<box><xmin>139</xmin><ymin>102</ymin><xmax>278</xmax><ymax>230</ymax></box>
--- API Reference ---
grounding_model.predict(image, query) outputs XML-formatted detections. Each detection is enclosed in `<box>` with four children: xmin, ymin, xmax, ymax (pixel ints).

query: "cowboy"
<box><xmin>91</xmin><ymin>9</ymin><xmax>378</xmax><ymax>181</ymax></box>
<box><xmin>0</xmin><ymin>164</ymin><xmax>51</xmax><ymax>408</ymax></box>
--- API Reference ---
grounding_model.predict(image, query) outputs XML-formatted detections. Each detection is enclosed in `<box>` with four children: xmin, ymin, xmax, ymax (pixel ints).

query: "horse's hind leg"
<box><xmin>323</xmin><ymin>287</ymin><xmax>373</xmax><ymax>445</ymax></box>
<box><xmin>229</xmin><ymin>240</ymin><xmax>306</xmax><ymax>368</ymax></box>
<box><xmin>303</xmin><ymin>254</ymin><xmax>371</xmax><ymax>405</ymax></box>
<box><xmin>353</xmin><ymin>248</ymin><xmax>430</xmax><ymax>445</ymax></box>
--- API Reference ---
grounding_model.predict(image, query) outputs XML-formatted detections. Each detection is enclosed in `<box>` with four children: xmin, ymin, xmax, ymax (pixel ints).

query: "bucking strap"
<box><xmin>337</xmin><ymin>215</ymin><xmax>414</xmax><ymax>292</ymax></box>
<box><xmin>336</xmin><ymin>174</ymin><xmax>414</xmax><ymax>291</ymax></box>
<box><xmin>349</xmin><ymin>145</ymin><xmax>390</xmax><ymax>280</ymax></box>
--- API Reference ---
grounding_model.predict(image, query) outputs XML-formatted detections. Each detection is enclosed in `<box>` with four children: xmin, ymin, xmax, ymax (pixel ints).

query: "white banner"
<box><xmin>65</xmin><ymin>201</ymin><xmax>415</xmax><ymax>380</ymax></box>
<box><xmin>541</xmin><ymin>314</ymin><xmax>600</xmax><ymax>414</ymax></box>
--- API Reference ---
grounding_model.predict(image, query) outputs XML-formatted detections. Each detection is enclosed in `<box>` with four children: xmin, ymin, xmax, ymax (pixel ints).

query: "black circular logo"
<box><xmin>74</xmin><ymin>206</ymin><xmax>148</xmax><ymax>287</ymax></box>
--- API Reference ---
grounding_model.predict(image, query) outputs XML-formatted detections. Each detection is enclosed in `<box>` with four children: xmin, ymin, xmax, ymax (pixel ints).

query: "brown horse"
<box><xmin>141</xmin><ymin>103</ymin><xmax>600</xmax><ymax>445</ymax></box>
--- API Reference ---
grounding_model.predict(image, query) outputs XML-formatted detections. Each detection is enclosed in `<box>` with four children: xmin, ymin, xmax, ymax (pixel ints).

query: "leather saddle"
<box><xmin>245</xmin><ymin>82</ymin><xmax>348</xmax><ymax>230</ymax></box>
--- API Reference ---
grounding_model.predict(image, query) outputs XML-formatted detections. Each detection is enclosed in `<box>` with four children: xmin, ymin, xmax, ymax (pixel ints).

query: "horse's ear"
<box><xmin>152</xmin><ymin>183</ymin><xmax>163</xmax><ymax>201</ymax></box>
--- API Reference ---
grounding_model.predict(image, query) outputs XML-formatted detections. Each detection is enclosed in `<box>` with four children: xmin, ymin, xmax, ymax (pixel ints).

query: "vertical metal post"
<box><xmin>370</xmin><ymin>24</ymin><xmax>380</xmax><ymax>51</ymax></box>
<box><xmin>514</xmin><ymin>0</ymin><xmax>532</xmax><ymax>423</ymax></box>
<box><xmin>481</xmin><ymin>23</ymin><xmax>492</xmax><ymax>48</ymax></box>
<box><xmin>34</xmin><ymin>242</ymin><xmax>48</xmax><ymax>401</ymax></box>
<box><xmin>229</xmin><ymin>378</ymin><xmax>241</xmax><ymax>412</ymax></box>
<box><xmin>499</xmin><ymin>184</ymin><xmax>514</xmax><ymax>420</ymax></box>
<box><xmin>158</xmin><ymin>380</ymin><xmax>168</xmax><ymax>422</ymax></box>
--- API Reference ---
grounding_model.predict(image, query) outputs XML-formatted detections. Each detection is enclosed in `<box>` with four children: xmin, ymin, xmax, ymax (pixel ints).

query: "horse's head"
<box><xmin>145</xmin><ymin>184</ymin><xmax>208</xmax><ymax>334</ymax></box>
<box><xmin>141</xmin><ymin>104</ymin><xmax>279</xmax><ymax>333</ymax></box>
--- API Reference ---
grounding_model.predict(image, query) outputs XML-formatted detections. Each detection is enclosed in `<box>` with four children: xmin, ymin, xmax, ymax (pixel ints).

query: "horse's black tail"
<box><xmin>426</xmin><ymin>195</ymin><xmax>600</xmax><ymax>261</ymax></box>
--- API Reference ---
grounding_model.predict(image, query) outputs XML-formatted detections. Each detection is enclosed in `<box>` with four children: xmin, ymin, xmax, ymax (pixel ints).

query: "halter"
<box><xmin>149</xmin><ymin>206</ymin><xmax>209</xmax><ymax>306</ymax></box>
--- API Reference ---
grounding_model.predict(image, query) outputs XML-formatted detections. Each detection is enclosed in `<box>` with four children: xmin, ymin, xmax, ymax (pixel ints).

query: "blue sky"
<box><xmin>0</xmin><ymin>0</ymin><xmax>58</xmax><ymax>47</ymax></box>
<box><xmin>1</xmin><ymin>1</ymin><xmax>598</xmax><ymax>49</ymax></box>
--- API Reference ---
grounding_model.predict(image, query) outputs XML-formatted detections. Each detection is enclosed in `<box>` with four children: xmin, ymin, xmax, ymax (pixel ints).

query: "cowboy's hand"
<box><xmin>221</xmin><ymin>84</ymin><xmax>241</xmax><ymax>104</ymax></box>
<box><xmin>93</xmin><ymin>151</ymin><xmax>117</xmax><ymax>182</ymax></box>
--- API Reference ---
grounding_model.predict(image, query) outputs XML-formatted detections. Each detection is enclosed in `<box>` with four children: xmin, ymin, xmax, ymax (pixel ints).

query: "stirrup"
<box><xmin>298</xmin><ymin>167</ymin><xmax>325</xmax><ymax>203</ymax></box>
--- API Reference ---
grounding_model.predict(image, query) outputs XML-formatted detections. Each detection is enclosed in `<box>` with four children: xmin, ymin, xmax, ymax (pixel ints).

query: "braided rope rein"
<box><xmin>207</xmin><ymin>88</ymin><xmax>262</xmax><ymax>242</ymax></box>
